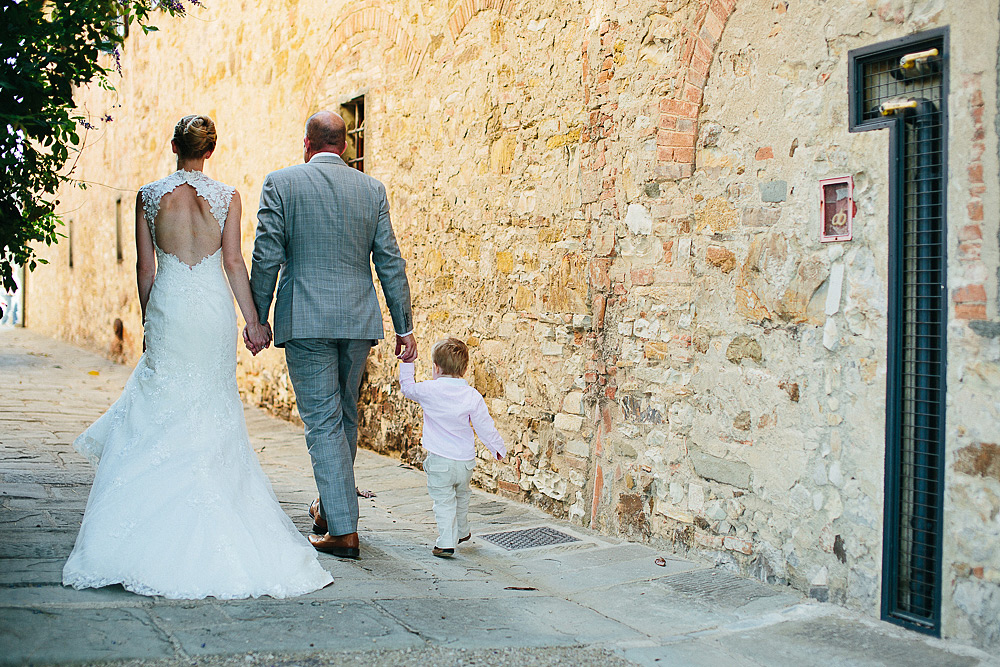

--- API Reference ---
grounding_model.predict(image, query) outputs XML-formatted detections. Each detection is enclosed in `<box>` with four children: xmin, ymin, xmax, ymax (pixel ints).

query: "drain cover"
<box><xmin>480</xmin><ymin>526</ymin><xmax>580</xmax><ymax>550</ymax></box>
<box><xmin>660</xmin><ymin>568</ymin><xmax>778</xmax><ymax>606</ymax></box>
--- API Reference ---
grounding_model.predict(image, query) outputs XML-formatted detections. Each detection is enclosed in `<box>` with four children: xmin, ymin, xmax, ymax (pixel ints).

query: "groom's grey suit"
<box><xmin>251</xmin><ymin>152</ymin><xmax>412</xmax><ymax>536</ymax></box>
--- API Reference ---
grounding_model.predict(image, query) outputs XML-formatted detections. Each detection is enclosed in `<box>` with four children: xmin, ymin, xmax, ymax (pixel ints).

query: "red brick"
<box><xmin>497</xmin><ymin>479</ymin><xmax>521</xmax><ymax>495</ymax></box>
<box><xmin>593</xmin><ymin>293</ymin><xmax>607</xmax><ymax>330</ymax></box>
<box><xmin>666</xmin><ymin>131</ymin><xmax>696</xmax><ymax>147</ymax></box>
<box><xmin>584</xmin><ymin>371</ymin><xmax>599</xmax><ymax>383</ymax></box>
<box><xmin>953</xmin><ymin>284</ymin><xmax>987</xmax><ymax>303</ymax></box>
<box><xmin>590</xmin><ymin>464</ymin><xmax>604</xmax><ymax>528</ymax></box>
<box><xmin>755</xmin><ymin>146</ymin><xmax>774</xmax><ymax>160</ymax></box>
<box><xmin>959</xmin><ymin>225</ymin><xmax>983</xmax><ymax>242</ymax></box>
<box><xmin>968</xmin><ymin>162</ymin><xmax>984</xmax><ymax>183</ymax></box>
<box><xmin>723</xmin><ymin>536</ymin><xmax>753</xmax><ymax>554</ymax></box>
<box><xmin>691</xmin><ymin>58</ymin><xmax>708</xmax><ymax>85</ymax></box>
<box><xmin>659</xmin><ymin>98</ymin><xmax>699</xmax><ymax>116</ymax></box>
<box><xmin>657</xmin><ymin>145</ymin><xmax>674</xmax><ymax>162</ymax></box>
<box><xmin>684</xmin><ymin>82</ymin><xmax>703</xmax><ymax>104</ymax></box>
<box><xmin>955</xmin><ymin>304</ymin><xmax>987</xmax><ymax>320</ymax></box>
<box><xmin>605</xmin><ymin>386</ymin><xmax>617</xmax><ymax>400</ymax></box>
<box><xmin>695</xmin><ymin>532</ymin><xmax>724</xmax><ymax>549</ymax></box>
<box><xmin>960</xmin><ymin>241</ymin><xmax>982</xmax><ymax>261</ymax></box>
<box><xmin>694</xmin><ymin>37</ymin><xmax>714</xmax><ymax>65</ymax></box>
<box><xmin>711</xmin><ymin>0</ymin><xmax>731</xmax><ymax>22</ymax></box>
<box><xmin>659</xmin><ymin>114</ymin><xmax>678</xmax><ymax>130</ymax></box>
<box><xmin>702</xmin><ymin>9</ymin><xmax>725</xmax><ymax>44</ymax></box>
<box><xmin>673</xmin><ymin>147</ymin><xmax>695</xmax><ymax>163</ymax></box>
<box><xmin>631</xmin><ymin>268</ymin><xmax>655</xmax><ymax>286</ymax></box>
<box><xmin>968</xmin><ymin>200</ymin><xmax>984</xmax><ymax>221</ymax></box>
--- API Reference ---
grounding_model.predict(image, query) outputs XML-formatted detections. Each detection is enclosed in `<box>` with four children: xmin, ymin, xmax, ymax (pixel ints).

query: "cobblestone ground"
<box><xmin>1</xmin><ymin>327</ymin><xmax>995</xmax><ymax>666</ymax></box>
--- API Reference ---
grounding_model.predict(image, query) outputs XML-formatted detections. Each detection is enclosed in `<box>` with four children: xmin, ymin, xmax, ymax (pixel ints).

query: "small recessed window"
<box><xmin>341</xmin><ymin>96</ymin><xmax>365</xmax><ymax>172</ymax></box>
<box><xmin>115</xmin><ymin>197</ymin><xmax>124</xmax><ymax>263</ymax></box>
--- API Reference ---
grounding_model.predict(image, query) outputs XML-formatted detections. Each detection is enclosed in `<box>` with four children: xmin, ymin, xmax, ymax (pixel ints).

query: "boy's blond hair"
<box><xmin>432</xmin><ymin>337</ymin><xmax>469</xmax><ymax>377</ymax></box>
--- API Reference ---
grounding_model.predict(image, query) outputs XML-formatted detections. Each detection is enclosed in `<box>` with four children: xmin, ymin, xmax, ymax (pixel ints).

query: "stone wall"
<box><xmin>25</xmin><ymin>0</ymin><xmax>999</xmax><ymax>650</ymax></box>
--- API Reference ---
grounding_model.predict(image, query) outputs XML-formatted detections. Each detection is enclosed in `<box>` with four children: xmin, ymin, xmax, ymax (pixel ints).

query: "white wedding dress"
<box><xmin>63</xmin><ymin>170</ymin><xmax>333</xmax><ymax>599</ymax></box>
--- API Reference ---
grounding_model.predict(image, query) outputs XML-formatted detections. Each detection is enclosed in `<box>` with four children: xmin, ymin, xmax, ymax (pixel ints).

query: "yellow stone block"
<box><xmin>490</xmin><ymin>134</ymin><xmax>517</xmax><ymax>174</ymax></box>
<box><xmin>496</xmin><ymin>251</ymin><xmax>513</xmax><ymax>274</ymax></box>
<box><xmin>695</xmin><ymin>197</ymin><xmax>739</xmax><ymax>232</ymax></box>
<box><xmin>546</xmin><ymin>128</ymin><xmax>581</xmax><ymax>150</ymax></box>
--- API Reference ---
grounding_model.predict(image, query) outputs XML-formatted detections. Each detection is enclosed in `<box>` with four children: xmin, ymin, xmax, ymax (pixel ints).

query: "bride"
<box><xmin>62</xmin><ymin>115</ymin><xmax>333</xmax><ymax>599</ymax></box>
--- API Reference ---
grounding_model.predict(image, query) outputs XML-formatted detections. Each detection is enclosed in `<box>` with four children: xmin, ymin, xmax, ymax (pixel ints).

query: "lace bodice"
<box><xmin>139</xmin><ymin>170</ymin><xmax>234</xmax><ymax>244</ymax></box>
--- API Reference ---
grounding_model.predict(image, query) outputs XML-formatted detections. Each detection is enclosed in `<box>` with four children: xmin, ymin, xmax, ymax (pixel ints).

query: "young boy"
<box><xmin>399</xmin><ymin>337</ymin><xmax>506</xmax><ymax>557</ymax></box>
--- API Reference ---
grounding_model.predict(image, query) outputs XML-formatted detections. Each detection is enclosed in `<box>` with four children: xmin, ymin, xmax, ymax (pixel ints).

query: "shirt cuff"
<box><xmin>396</xmin><ymin>330</ymin><xmax>414</xmax><ymax>337</ymax></box>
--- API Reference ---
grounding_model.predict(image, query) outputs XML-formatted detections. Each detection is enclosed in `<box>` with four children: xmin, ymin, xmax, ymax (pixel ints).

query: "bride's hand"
<box><xmin>244</xmin><ymin>322</ymin><xmax>272</xmax><ymax>355</ymax></box>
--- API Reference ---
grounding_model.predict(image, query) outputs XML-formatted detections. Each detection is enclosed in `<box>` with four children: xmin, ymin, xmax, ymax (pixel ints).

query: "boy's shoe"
<box><xmin>432</xmin><ymin>547</ymin><xmax>455</xmax><ymax>558</ymax></box>
<box><xmin>458</xmin><ymin>533</ymin><xmax>471</xmax><ymax>544</ymax></box>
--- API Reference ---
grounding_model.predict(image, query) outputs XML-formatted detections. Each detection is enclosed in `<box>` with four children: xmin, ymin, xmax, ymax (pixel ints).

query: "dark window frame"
<box><xmin>849</xmin><ymin>26</ymin><xmax>949</xmax><ymax>637</ymax></box>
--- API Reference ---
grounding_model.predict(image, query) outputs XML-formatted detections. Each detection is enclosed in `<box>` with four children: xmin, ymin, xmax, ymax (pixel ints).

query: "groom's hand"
<box><xmin>243</xmin><ymin>322</ymin><xmax>272</xmax><ymax>355</ymax></box>
<box><xmin>395</xmin><ymin>333</ymin><xmax>418</xmax><ymax>362</ymax></box>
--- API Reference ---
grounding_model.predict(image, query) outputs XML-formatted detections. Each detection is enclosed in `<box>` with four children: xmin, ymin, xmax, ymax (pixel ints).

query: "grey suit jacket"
<box><xmin>250</xmin><ymin>153</ymin><xmax>413</xmax><ymax>347</ymax></box>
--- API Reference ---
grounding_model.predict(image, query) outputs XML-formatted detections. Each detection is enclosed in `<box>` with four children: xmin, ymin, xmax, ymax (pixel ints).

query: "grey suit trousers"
<box><xmin>285</xmin><ymin>338</ymin><xmax>373</xmax><ymax>536</ymax></box>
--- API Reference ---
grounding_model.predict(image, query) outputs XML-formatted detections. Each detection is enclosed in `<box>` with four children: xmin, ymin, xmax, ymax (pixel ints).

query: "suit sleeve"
<box><xmin>250</xmin><ymin>174</ymin><xmax>286</xmax><ymax>327</ymax></box>
<box><xmin>370</xmin><ymin>181</ymin><xmax>413</xmax><ymax>336</ymax></box>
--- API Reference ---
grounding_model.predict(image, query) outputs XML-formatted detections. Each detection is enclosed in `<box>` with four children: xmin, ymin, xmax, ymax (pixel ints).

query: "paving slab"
<box><xmin>1</xmin><ymin>327</ymin><xmax>996</xmax><ymax>667</ymax></box>
<box><xmin>0</xmin><ymin>607</ymin><xmax>175</xmax><ymax>664</ymax></box>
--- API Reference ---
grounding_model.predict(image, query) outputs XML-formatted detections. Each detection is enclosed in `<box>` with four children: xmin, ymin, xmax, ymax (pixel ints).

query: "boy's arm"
<box><xmin>399</xmin><ymin>362</ymin><xmax>427</xmax><ymax>401</ymax></box>
<box><xmin>470</xmin><ymin>394</ymin><xmax>507</xmax><ymax>460</ymax></box>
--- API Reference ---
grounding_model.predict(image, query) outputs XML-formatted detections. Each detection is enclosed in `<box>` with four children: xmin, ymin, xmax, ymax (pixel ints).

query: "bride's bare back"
<box><xmin>153</xmin><ymin>183</ymin><xmax>223</xmax><ymax>266</ymax></box>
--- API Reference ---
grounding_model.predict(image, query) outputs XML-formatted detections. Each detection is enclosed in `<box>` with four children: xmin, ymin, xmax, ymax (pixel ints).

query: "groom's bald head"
<box><xmin>304</xmin><ymin>111</ymin><xmax>346</xmax><ymax>162</ymax></box>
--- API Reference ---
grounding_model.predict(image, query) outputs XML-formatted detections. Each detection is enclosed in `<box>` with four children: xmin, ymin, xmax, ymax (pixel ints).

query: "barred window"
<box><xmin>341</xmin><ymin>96</ymin><xmax>365</xmax><ymax>172</ymax></box>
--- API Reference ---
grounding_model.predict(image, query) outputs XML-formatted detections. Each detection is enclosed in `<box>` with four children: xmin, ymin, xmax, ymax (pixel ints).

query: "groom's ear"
<box><xmin>170</xmin><ymin>140</ymin><xmax>178</xmax><ymax>155</ymax></box>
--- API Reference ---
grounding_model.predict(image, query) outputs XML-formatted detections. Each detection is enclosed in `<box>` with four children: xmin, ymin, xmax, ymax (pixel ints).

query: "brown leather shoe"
<box><xmin>458</xmin><ymin>533</ymin><xmax>471</xmax><ymax>544</ymax></box>
<box><xmin>432</xmin><ymin>546</ymin><xmax>454</xmax><ymax>558</ymax></box>
<box><xmin>308</xmin><ymin>498</ymin><xmax>327</xmax><ymax>535</ymax></box>
<box><xmin>309</xmin><ymin>532</ymin><xmax>360</xmax><ymax>559</ymax></box>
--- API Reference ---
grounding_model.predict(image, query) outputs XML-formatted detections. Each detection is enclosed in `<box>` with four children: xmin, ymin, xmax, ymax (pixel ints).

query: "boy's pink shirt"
<box><xmin>398</xmin><ymin>362</ymin><xmax>507</xmax><ymax>461</ymax></box>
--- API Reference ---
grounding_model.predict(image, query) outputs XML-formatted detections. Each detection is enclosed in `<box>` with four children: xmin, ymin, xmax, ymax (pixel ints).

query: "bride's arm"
<box><xmin>135</xmin><ymin>192</ymin><xmax>156</xmax><ymax>322</ymax></box>
<box><xmin>221</xmin><ymin>191</ymin><xmax>267</xmax><ymax>340</ymax></box>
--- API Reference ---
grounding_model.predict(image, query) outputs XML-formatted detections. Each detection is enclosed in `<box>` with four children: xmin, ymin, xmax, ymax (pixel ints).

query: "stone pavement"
<box><xmin>1</xmin><ymin>327</ymin><xmax>995</xmax><ymax>667</ymax></box>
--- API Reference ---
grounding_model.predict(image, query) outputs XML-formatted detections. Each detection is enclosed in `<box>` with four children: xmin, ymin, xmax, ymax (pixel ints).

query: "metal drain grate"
<box><xmin>480</xmin><ymin>526</ymin><xmax>580</xmax><ymax>550</ymax></box>
<box><xmin>660</xmin><ymin>569</ymin><xmax>778</xmax><ymax>607</ymax></box>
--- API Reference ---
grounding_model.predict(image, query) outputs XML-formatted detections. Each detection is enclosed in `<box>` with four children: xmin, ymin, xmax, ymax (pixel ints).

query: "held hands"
<box><xmin>243</xmin><ymin>322</ymin><xmax>272</xmax><ymax>356</ymax></box>
<box><xmin>395</xmin><ymin>333</ymin><xmax>418</xmax><ymax>362</ymax></box>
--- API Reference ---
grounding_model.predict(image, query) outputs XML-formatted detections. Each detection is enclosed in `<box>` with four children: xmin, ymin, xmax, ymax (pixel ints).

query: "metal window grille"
<box><xmin>341</xmin><ymin>96</ymin><xmax>365</xmax><ymax>172</ymax></box>
<box><xmin>115</xmin><ymin>197</ymin><xmax>124</xmax><ymax>263</ymax></box>
<box><xmin>849</xmin><ymin>29</ymin><xmax>948</xmax><ymax>636</ymax></box>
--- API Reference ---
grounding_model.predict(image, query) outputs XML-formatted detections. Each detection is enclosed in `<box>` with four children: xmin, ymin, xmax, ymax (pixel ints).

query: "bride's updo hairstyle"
<box><xmin>173</xmin><ymin>115</ymin><xmax>217</xmax><ymax>159</ymax></box>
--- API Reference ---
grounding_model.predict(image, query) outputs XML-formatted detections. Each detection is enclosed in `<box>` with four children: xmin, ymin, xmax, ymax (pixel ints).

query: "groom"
<box><xmin>250</xmin><ymin>110</ymin><xmax>417</xmax><ymax>559</ymax></box>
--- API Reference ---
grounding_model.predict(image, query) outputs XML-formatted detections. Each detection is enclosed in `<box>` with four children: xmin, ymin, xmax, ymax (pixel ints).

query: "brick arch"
<box><xmin>317</xmin><ymin>1</ymin><xmax>426</xmax><ymax>77</ymax></box>
<box><xmin>656</xmin><ymin>0</ymin><xmax>738</xmax><ymax>176</ymax></box>
<box><xmin>447</xmin><ymin>0</ymin><xmax>512</xmax><ymax>41</ymax></box>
